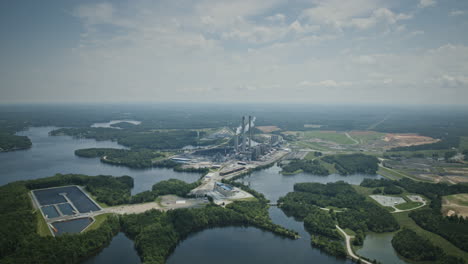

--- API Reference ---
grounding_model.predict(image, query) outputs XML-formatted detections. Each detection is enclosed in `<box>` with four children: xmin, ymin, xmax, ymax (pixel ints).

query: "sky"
<box><xmin>1</xmin><ymin>0</ymin><xmax>468</xmax><ymax>104</ymax></box>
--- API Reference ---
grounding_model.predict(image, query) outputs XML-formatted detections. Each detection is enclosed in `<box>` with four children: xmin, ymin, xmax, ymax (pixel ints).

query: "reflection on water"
<box><xmin>83</xmin><ymin>233</ymin><xmax>140</xmax><ymax>264</ymax></box>
<box><xmin>356</xmin><ymin>232</ymin><xmax>407</xmax><ymax>264</ymax></box>
<box><xmin>91</xmin><ymin>120</ymin><xmax>141</xmax><ymax>128</ymax></box>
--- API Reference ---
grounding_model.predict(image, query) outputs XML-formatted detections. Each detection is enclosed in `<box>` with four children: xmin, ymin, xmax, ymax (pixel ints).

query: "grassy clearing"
<box><xmin>302</xmin><ymin>131</ymin><xmax>355</xmax><ymax>145</ymax></box>
<box><xmin>304</xmin><ymin>152</ymin><xmax>320</xmax><ymax>160</ymax></box>
<box><xmin>318</xmin><ymin>159</ymin><xmax>337</xmax><ymax>174</ymax></box>
<box><xmin>86</xmin><ymin>214</ymin><xmax>111</xmax><ymax>232</ymax></box>
<box><xmin>393</xmin><ymin>212</ymin><xmax>468</xmax><ymax>260</ymax></box>
<box><xmin>294</xmin><ymin>141</ymin><xmax>330</xmax><ymax>151</ymax></box>
<box><xmin>444</xmin><ymin>193</ymin><xmax>468</xmax><ymax>206</ymax></box>
<box><xmin>377</xmin><ymin>167</ymin><xmax>403</xmax><ymax>180</ymax></box>
<box><xmin>281</xmin><ymin>169</ymin><xmax>303</xmax><ymax>175</ymax></box>
<box><xmin>395</xmin><ymin>201</ymin><xmax>422</xmax><ymax>210</ymax></box>
<box><xmin>36</xmin><ymin>211</ymin><xmax>52</xmax><ymax>236</ymax></box>
<box><xmin>350</xmin><ymin>131</ymin><xmax>385</xmax><ymax>144</ymax></box>
<box><xmin>459</xmin><ymin>137</ymin><xmax>468</xmax><ymax>150</ymax></box>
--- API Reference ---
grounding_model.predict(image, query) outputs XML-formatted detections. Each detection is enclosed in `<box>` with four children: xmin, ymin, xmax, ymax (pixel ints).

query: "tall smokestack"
<box><xmin>234</xmin><ymin>135</ymin><xmax>238</xmax><ymax>152</ymax></box>
<box><xmin>241</xmin><ymin>116</ymin><xmax>246</xmax><ymax>152</ymax></box>
<box><xmin>248</xmin><ymin>115</ymin><xmax>252</xmax><ymax>149</ymax></box>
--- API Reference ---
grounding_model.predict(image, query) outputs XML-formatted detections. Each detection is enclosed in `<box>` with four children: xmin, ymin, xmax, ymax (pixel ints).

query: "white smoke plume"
<box><xmin>235</xmin><ymin>116</ymin><xmax>255</xmax><ymax>135</ymax></box>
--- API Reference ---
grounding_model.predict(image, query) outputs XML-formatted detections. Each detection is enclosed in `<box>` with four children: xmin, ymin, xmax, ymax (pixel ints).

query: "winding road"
<box><xmin>336</xmin><ymin>225</ymin><xmax>372</xmax><ymax>264</ymax></box>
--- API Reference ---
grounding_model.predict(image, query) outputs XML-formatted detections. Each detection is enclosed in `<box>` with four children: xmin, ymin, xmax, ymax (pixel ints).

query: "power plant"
<box><xmin>232</xmin><ymin>115</ymin><xmax>281</xmax><ymax>161</ymax></box>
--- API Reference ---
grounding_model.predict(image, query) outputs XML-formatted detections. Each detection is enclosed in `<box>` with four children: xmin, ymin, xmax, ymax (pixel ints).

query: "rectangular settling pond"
<box><xmin>41</xmin><ymin>205</ymin><xmax>60</xmax><ymax>218</ymax></box>
<box><xmin>32</xmin><ymin>185</ymin><xmax>101</xmax><ymax>213</ymax></box>
<box><xmin>52</xmin><ymin>218</ymin><xmax>93</xmax><ymax>236</ymax></box>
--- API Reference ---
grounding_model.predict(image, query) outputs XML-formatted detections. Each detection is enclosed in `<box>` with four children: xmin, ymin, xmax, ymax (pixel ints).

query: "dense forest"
<box><xmin>281</xmin><ymin>159</ymin><xmax>329</xmax><ymax>175</ymax></box>
<box><xmin>322</xmin><ymin>154</ymin><xmax>379</xmax><ymax>175</ymax></box>
<box><xmin>410</xmin><ymin>209</ymin><xmax>468</xmax><ymax>252</ymax></box>
<box><xmin>0</xmin><ymin>173</ymin><xmax>299</xmax><ymax>264</ymax></box>
<box><xmin>392</xmin><ymin>229</ymin><xmax>464</xmax><ymax>264</ymax></box>
<box><xmin>0</xmin><ymin>131</ymin><xmax>32</xmax><ymax>152</ymax></box>
<box><xmin>278</xmin><ymin>181</ymin><xmax>398</xmax><ymax>258</ymax></box>
<box><xmin>362</xmin><ymin>178</ymin><xmax>468</xmax><ymax>253</ymax></box>
<box><xmin>75</xmin><ymin>148</ymin><xmax>165</xmax><ymax>168</ymax></box>
<box><xmin>279</xmin><ymin>181</ymin><xmax>399</xmax><ymax>251</ymax></box>
<box><xmin>0</xmin><ymin>178</ymin><xmax>120</xmax><ymax>263</ymax></box>
<box><xmin>51</xmin><ymin>128</ymin><xmax>203</xmax><ymax>150</ymax></box>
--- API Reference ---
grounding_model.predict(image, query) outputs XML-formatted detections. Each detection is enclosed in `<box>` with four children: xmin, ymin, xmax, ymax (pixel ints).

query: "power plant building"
<box><xmin>214</xmin><ymin>182</ymin><xmax>235</xmax><ymax>197</ymax></box>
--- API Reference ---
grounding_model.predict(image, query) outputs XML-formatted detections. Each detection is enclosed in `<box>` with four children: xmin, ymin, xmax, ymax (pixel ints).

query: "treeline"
<box><xmin>1</xmin><ymin>173</ymin><xmax>299</xmax><ymax>263</ymax></box>
<box><xmin>279</xmin><ymin>182</ymin><xmax>399</xmax><ymax>250</ymax></box>
<box><xmin>304</xmin><ymin>208</ymin><xmax>347</xmax><ymax>257</ymax></box>
<box><xmin>392</xmin><ymin>229</ymin><xmax>464</xmax><ymax>264</ymax></box>
<box><xmin>75</xmin><ymin>148</ymin><xmax>210</xmax><ymax>174</ymax></box>
<box><xmin>0</xmin><ymin>131</ymin><xmax>32</xmax><ymax>152</ymax></box>
<box><xmin>23</xmin><ymin>174</ymin><xmax>134</xmax><ymax>206</ymax></box>
<box><xmin>75</xmin><ymin>148</ymin><xmax>165</xmax><ymax>168</ymax></box>
<box><xmin>0</xmin><ymin>179</ymin><xmax>120</xmax><ymax>263</ymax></box>
<box><xmin>361</xmin><ymin>178</ymin><xmax>403</xmax><ymax>195</ymax></box>
<box><xmin>23</xmin><ymin>173</ymin><xmax>202</xmax><ymax>206</ymax></box>
<box><xmin>410</xmin><ymin>210</ymin><xmax>468</xmax><ymax>252</ymax></box>
<box><xmin>281</xmin><ymin>159</ymin><xmax>329</xmax><ymax>175</ymax></box>
<box><xmin>51</xmin><ymin>128</ymin><xmax>203</xmax><ymax>150</ymax></box>
<box><xmin>362</xmin><ymin>178</ymin><xmax>468</xmax><ymax>252</ymax></box>
<box><xmin>322</xmin><ymin>154</ymin><xmax>379</xmax><ymax>175</ymax></box>
<box><xmin>121</xmin><ymin>201</ymin><xmax>297</xmax><ymax>264</ymax></box>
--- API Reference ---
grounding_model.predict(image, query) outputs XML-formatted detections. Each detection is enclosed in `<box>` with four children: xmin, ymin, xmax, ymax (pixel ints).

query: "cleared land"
<box><xmin>256</xmin><ymin>126</ymin><xmax>281</xmax><ymax>133</ymax></box>
<box><xmin>370</xmin><ymin>195</ymin><xmax>406</xmax><ymax>207</ymax></box>
<box><xmin>383</xmin><ymin>133</ymin><xmax>439</xmax><ymax>147</ymax></box>
<box><xmin>442</xmin><ymin>193</ymin><xmax>468</xmax><ymax>218</ymax></box>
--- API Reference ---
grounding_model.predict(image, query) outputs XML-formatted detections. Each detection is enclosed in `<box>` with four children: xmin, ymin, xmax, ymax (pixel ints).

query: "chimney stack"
<box><xmin>248</xmin><ymin>115</ymin><xmax>252</xmax><ymax>149</ymax></box>
<box><xmin>241</xmin><ymin>116</ymin><xmax>246</xmax><ymax>152</ymax></box>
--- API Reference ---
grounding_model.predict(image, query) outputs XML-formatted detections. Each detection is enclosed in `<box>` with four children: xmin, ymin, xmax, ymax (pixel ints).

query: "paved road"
<box><xmin>336</xmin><ymin>225</ymin><xmax>372</xmax><ymax>264</ymax></box>
<box><xmin>391</xmin><ymin>199</ymin><xmax>427</xmax><ymax>213</ymax></box>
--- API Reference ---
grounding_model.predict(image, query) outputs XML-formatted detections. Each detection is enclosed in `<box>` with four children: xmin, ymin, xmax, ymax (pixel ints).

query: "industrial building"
<box><xmin>214</xmin><ymin>182</ymin><xmax>236</xmax><ymax>197</ymax></box>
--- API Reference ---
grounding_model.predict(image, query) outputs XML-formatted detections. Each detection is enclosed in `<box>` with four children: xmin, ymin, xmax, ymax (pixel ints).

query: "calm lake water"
<box><xmin>0</xmin><ymin>127</ymin><xmax>200</xmax><ymax>194</ymax></box>
<box><xmin>0</xmin><ymin>126</ymin><xmax>407</xmax><ymax>264</ymax></box>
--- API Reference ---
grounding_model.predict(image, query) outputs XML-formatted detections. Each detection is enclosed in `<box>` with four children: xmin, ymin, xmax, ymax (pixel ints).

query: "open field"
<box><xmin>348</xmin><ymin>131</ymin><xmax>385</xmax><ymax>144</ymax></box>
<box><xmin>302</xmin><ymin>131</ymin><xmax>355</xmax><ymax>145</ymax></box>
<box><xmin>442</xmin><ymin>193</ymin><xmax>468</xmax><ymax>218</ymax></box>
<box><xmin>459</xmin><ymin>136</ymin><xmax>468</xmax><ymax>150</ymax></box>
<box><xmin>395</xmin><ymin>201</ymin><xmax>422</xmax><ymax>210</ymax></box>
<box><xmin>86</xmin><ymin>214</ymin><xmax>111</xmax><ymax>232</ymax></box>
<box><xmin>36</xmin><ymin>211</ymin><xmax>52</xmax><ymax>236</ymax></box>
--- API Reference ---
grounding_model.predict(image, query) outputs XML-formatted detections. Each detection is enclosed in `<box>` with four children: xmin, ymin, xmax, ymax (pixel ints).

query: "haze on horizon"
<box><xmin>1</xmin><ymin>0</ymin><xmax>467</xmax><ymax>105</ymax></box>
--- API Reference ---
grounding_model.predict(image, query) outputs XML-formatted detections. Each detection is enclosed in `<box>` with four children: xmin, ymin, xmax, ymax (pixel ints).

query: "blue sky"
<box><xmin>1</xmin><ymin>0</ymin><xmax>468</xmax><ymax>104</ymax></box>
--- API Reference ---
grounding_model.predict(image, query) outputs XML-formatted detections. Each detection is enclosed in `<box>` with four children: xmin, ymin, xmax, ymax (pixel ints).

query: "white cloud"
<box><xmin>418</xmin><ymin>0</ymin><xmax>436</xmax><ymax>8</ymax></box>
<box><xmin>265</xmin><ymin>13</ymin><xmax>286</xmax><ymax>24</ymax></box>
<box><xmin>350</xmin><ymin>8</ymin><xmax>412</xmax><ymax>29</ymax></box>
<box><xmin>298</xmin><ymin>80</ymin><xmax>353</xmax><ymax>88</ymax></box>
<box><xmin>301</xmin><ymin>1</ymin><xmax>411</xmax><ymax>30</ymax></box>
<box><xmin>450</xmin><ymin>10</ymin><xmax>466</xmax><ymax>17</ymax></box>
<box><xmin>8</xmin><ymin>0</ymin><xmax>465</xmax><ymax>104</ymax></box>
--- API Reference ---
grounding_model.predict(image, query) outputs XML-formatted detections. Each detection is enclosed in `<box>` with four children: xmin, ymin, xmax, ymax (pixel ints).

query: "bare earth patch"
<box><xmin>442</xmin><ymin>194</ymin><xmax>468</xmax><ymax>218</ymax></box>
<box><xmin>383</xmin><ymin>133</ymin><xmax>439</xmax><ymax>147</ymax></box>
<box><xmin>256</xmin><ymin>126</ymin><xmax>281</xmax><ymax>133</ymax></box>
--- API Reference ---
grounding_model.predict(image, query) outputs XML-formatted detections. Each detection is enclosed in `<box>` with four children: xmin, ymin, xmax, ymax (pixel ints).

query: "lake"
<box><xmin>0</xmin><ymin>126</ymin><xmax>406</xmax><ymax>264</ymax></box>
<box><xmin>0</xmin><ymin>127</ymin><xmax>200</xmax><ymax>194</ymax></box>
